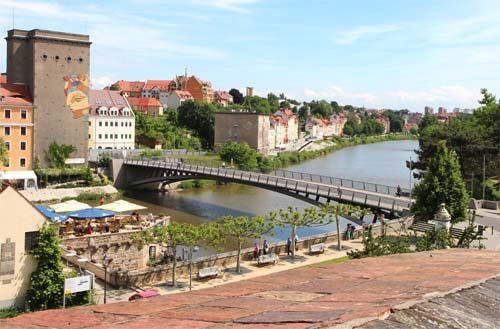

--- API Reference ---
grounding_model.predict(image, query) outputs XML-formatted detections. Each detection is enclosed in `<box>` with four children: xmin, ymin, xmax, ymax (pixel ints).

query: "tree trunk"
<box><xmin>236</xmin><ymin>239</ymin><xmax>242</xmax><ymax>273</ymax></box>
<box><xmin>291</xmin><ymin>225</ymin><xmax>297</xmax><ymax>258</ymax></box>
<box><xmin>336</xmin><ymin>215</ymin><xmax>341</xmax><ymax>250</ymax></box>
<box><xmin>172</xmin><ymin>245</ymin><xmax>177</xmax><ymax>287</ymax></box>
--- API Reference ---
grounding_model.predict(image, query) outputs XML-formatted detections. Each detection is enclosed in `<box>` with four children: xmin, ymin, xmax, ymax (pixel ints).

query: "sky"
<box><xmin>0</xmin><ymin>0</ymin><xmax>499</xmax><ymax>111</ymax></box>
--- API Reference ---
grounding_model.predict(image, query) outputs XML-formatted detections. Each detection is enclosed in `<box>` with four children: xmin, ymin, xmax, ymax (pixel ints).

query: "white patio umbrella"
<box><xmin>96</xmin><ymin>199</ymin><xmax>147</xmax><ymax>213</ymax></box>
<box><xmin>49</xmin><ymin>200</ymin><xmax>91</xmax><ymax>213</ymax></box>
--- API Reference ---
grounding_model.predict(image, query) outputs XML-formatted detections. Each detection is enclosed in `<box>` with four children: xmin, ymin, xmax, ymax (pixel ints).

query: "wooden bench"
<box><xmin>309</xmin><ymin>243</ymin><xmax>326</xmax><ymax>254</ymax></box>
<box><xmin>410</xmin><ymin>221</ymin><xmax>465</xmax><ymax>239</ymax></box>
<box><xmin>198</xmin><ymin>266</ymin><xmax>220</xmax><ymax>280</ymax></box>
<box><xmin>257</xmin><ymin>253</ymin><xmax>279</xmax><ymax>266</ymax></box>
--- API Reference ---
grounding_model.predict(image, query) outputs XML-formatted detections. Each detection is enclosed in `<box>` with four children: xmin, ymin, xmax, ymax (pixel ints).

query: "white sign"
<box><xmin>64</xmin><ymin>275</ymin><xmax>92</xmax><ymax>294</ymax></box>
<box><xmin>64</xmin><ymin>158</ymin><xmax>85</xmax><ymax>164</ymax></box>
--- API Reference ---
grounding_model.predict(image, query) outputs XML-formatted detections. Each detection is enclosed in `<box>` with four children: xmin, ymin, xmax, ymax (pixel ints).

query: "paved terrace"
<box><xmin>3</xmin><ymin>249</ymin><xmax>499</xmax><ymax>328</ymax></box>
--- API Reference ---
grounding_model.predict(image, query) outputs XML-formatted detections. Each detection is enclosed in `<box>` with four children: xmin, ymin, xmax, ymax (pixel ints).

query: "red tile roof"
<box><xmin>89</xmin><ymin>90</ymin><xmax>129</xmax><ymax>111</ymax></box>
<box><xmin>143</xmin><ymin>80</ymin><xmax>173</xmax><ymax>91</ymax></box>
<box><xmin>127</xmin><ymin>97</ymin><xmax>162</xmax><ymax>107</ymax></box>
<box><xmin>214</xmin><ymin>91</ymin><xmax>232</xmax><ymax>101</ymax></box>
<box><xmin>113</xmin><ymin>80</ymin><xmax>145</xmax><ymax>93</ymax></box>
<box><xmin>173</xmin><ymin>90</ymin><xmax>193</xmax><ymax>99</ymax></box>
<box><xmin>0</xmin><ymin>83</ymin><xmax>32</xmax><ymax>105</ymax></box>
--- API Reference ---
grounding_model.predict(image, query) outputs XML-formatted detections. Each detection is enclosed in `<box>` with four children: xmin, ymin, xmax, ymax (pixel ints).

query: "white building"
<box><xmin>141</xmin><ymin>80</ymin><xmax>176</xmax><ymax>107</ymax></box>
<box><xmin>88</xmin><ymin>90</ymin><xmax>135</xmax><ymax>150</ymax></box>
<box><xmin>166</xmin><ymin>90</ymin><xmax>194</xmax><ymax>109</ymax></box>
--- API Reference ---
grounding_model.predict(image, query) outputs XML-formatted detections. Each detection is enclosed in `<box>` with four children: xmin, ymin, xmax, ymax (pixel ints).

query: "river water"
<box><xmin>124</xmin><ymin>140</ymin><xmax>418</xmax><ymax>249</ymax></box>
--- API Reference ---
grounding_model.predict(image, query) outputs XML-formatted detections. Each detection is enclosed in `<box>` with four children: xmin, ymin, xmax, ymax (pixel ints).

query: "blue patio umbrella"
<box><xmin>65</xmin><ymin>208</ymin><xmax>115</xmax><ymax>219</ymax></box>
<box><xmin>35</xmin><ymin>205</ymin><xmax>68</xmax><ymax>222</ymax></box>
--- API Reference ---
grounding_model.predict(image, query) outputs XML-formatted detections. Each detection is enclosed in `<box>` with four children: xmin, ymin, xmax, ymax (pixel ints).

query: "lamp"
<box><xmin>102</xmin><ymin>255</ymin><xmax>113</xmax><ymax>304</ymax></box>
<box><xmin>189</xmin><ymin>246</ymin><xmax>199</xmax><ymax>292</ymax></box>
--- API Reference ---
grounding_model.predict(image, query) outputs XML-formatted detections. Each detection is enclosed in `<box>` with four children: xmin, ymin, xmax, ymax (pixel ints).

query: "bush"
<box><xmin>140</xmin><ymin>149</ymin><xmax>163</xmax><ymax>157</ymax></box>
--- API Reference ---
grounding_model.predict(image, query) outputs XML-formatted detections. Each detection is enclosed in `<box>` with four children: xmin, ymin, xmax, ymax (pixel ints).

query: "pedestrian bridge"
<box><xmin>119</xmin><ymin>158</ymin><xmax>413</xmax><ymax>214</ymax></box>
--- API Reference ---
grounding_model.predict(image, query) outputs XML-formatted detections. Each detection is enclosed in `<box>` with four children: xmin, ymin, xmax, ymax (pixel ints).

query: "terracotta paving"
<box><xmin>1</xmin><ymin>249</ymin><xmax>499</xmax><ymax>329</ymax></box>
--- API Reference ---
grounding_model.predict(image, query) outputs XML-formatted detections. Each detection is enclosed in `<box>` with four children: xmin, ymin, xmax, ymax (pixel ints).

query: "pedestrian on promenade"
<box><xmin>263</xmin><ymin>240</ymin><xmax>269</xmax><ymax>255</ymax></box>
<box><xmin>396</xmin><ymin>185</ymin><xmax>402</xmax><ymax>197</ymax></box>
<box><xmin>253</xmin><ymin>243</ymin><xmax>259</xmax><ymax>260</ymax></box>
<box><xmin>350</xmin><ymin>224</ymin><xmax>356</xmax><ymax>240</ymax></box>
<box><xmin>287</xmin><ymin>237</ymin><xmax>292</xmax><ymax>256</ymax></box>
<box><xmin>346</xmin><ymin>224</ymin><xmax>352</xmax><ymax>240</ymax></box>
<box><xmin>295</xmin><ymin>234</ymin><xmax>299</xmax><ymax>251</ymax></box>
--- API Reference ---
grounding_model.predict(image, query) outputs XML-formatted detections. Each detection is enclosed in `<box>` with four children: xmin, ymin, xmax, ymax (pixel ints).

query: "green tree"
<box><xmin>109</xmin><ymin>84</ymin><xmax>120</xmax><ymax>91</ymax></box>
<box><xmin>133</xmin><ymin>222</ymin><xmax>201</xmax><ymax>287</ymax></box>
<box><xmin>244</xmin><ymin>96</ymin><xmax>272</xmax><ymax>114</ymax></box>
<box><xmin>418</xmin><ymin>113</ymin><xmax>439</xmax><ymax>131</ymax></box>
<box><xmin>218</xmin><ymin>215</ymin><xmax>274</xmax><ymax>273</ymax></box>
<box><xmin>411</xmin><ymin>141</ymin><xmax>469</xmax><ymax>223</ymax></box>
<box><xmin>267</xmin><ymin>92</ymin><xmax>280</xmax><ymax>111</ymax></box>
<box><xmin>269</xmin><ymin>207</ymin><xmax>329</xmax><ymax>258</ymax></box>
<box><xmin>0</xmin><ymin>137</ymin><xmax>8</xmax><ymax>167</ymax></box>
<box><xmin>26</xmin><ymin>225</ymin><xmax>65</xmax><ymax>311</ymax></box>
<box><xmin>229</xmin><ymin>88</ymin><xmax>245</xmax><ymax>104</ymax></box>
<box><xmin>46</xmin><ymin>142</ymin><xmax>76</xmax><ymax>168</ymax></box>
<box><xmin>321</xmin><ymin>203</ymin><xmax>367</xmax><ymax>251</ymax></box>
<box><xmin>220</xmin><ymin>142</ymin><xmax>259</xmax><ymax>170</ymax></box>
<box><xmin>177</xmin><ymin>100</ymin><xmax>218</xmax><ymax>148</ymax></box>
<box><xmin>309</xmin><ymin>100</ymin><xmax>333</xmax><ymax>118</ymax></box>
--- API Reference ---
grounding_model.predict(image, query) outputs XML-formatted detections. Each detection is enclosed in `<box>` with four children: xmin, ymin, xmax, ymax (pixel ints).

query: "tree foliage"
<box><xmin>177</xmin><ymin>100</ymin><xmax>221</xmax><ymax>148</ymax></box>
<box><xmin>26</xmin><ymin>225</ymin><xmax>65</xmax><ymax>311</ymax></box>
<box><xmin>217</xmin><ymin>215</ymin><xmax>274</xmax><ymax>273</ymax></box>
<box><xmin>321</xmin><ymin>203</ymin><xmax>368</xmax><ymax>250</ymax></box>
<box><xmin>46</xmin><ymin>141</ymin><xmax>76</xmax><ymax>168</ymax></box>
<box><xmin>229</xmin><ymin>88</ymin><xmax>245</xmax><ymax>104</ymax></box>
<box><xmin>0</xmin><ymin>137</ymin><xmax>8</xmax><ymax>167</ymax></box>
<box><xmin>411</xmin><ymin>141</ymin><xmax>468</xmax><ymax>223</ymax></box>
<box><xmin>243</xmin><ymin>96</ymin><xmax>272</xmax><ymax>114</ymax></box>
<box><xmin>219</xmin><ymin>142</ymin><xmax>259</xmax><ymax>170</ymax></box>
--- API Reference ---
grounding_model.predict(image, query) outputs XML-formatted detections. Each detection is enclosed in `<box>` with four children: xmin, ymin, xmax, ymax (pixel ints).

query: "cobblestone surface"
<box><xmin>1</xmin><ymin>249</ymin><xmax>499</xmax><ymax>328</ymax></box>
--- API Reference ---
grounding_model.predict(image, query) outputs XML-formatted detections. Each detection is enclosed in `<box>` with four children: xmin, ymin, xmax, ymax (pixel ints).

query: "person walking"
<box><xmin>253</xmin><ymin>243</ymin><xmax>259</xmax><ymax>260</ymax></box>
<box><xmin>350</xmin><ymin>224</ymin><xmax>356</xmax><ymax>240</ymax></box>
<box><xmin>295</xmin><ymin>234</ymin><xmax>299</xmax><ymax>251</ymax></box>
<box><xmin>287</xmin><ymin>237</ymin><xmax>292</xmax><ymax>256</ymax></box>
<box><xmin>346</xmin><ymin>224</ymin><xmax>352</xmax><ymax>240</ymax></box>
<box><xmin>396</xmin><ymin>185</ymin><xmax>402</xmax><ymax>197</ymax></box>
<box><xmin>263</xmin><ymin>240</ymin><xmax>269</xmax><ymax>255</ymax></box>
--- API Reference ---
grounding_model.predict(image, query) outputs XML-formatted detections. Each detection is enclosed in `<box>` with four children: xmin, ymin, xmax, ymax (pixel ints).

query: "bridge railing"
<box><xmin>270</xmin><ymin>169</ymin><xmax>410</xmax><ymax>197</ymax></box>
<box><xmin>124</xmin><ymin>159</ymin><xmax>412</xmax><ymax>211</ymax></box>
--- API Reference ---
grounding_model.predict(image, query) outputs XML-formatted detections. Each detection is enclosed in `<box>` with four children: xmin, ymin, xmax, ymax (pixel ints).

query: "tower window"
<box><xmin>79</xmin><ymin>58</ymin><xmax>84</xmax><ymax>63</ymax></box>
<box><xmin>42</xmin><ymin>54</ymin><xmax>48</xmax><ymax>59</ymax></box>
<box><xmin>66</xmin><ymin>56</ymin><xmax>72</xmax><ymax>62</ymax></box>
<box><xmin>55</xmin><ymin>55</ymin><xmax>60</xmax><ymax>61</ymax></box>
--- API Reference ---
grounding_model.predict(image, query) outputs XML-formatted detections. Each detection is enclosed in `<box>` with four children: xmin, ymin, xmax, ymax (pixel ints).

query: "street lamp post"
<box><xmin>409</xmin><ymin>156</ymin><xmax>413</xmax><ymax>204</ymax></box>
<box><xmin>102</xmin><ymin>255</ymin><xmax>113</xmax><ymax>304</ymax></box>
<box><xmin>189</xmin><ymin>246</ymin><xmax>199</xmax><ymax>292</ymax></box>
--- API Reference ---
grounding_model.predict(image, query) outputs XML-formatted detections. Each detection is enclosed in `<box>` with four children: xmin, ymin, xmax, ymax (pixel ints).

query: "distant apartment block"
<box><xmin>273</xmin><ymin>109</ymin><xmax>299</xmax><ymax>144</ymax></box>
<box><xmin>88</xmin><ymin>90</ymin><xmax>135</xmax><ymax>150</ymax></box>
<box><xmin>127</xmin><ymin>97</ymin><xmax>163</xmax><ymax>116</ymax></box>
<box><xmin>110</xmin><ymin>80</ymin><xmax>145</xmax><ymax>97</ymax></box>
<box><xmin>305</xmin><ymin>112</ymin><xmax>346</xmax><ymax>139</ymax></box>
<box><xmin>214</xmin><ymin>112</ymin><xmax>270</xmax><ymax>154</ymax></box>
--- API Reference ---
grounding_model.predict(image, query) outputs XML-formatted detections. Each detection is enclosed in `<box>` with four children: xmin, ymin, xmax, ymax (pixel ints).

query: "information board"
<box><xmin>64</xmin><ymin>275</ymin><xmax>92</xmax><ymax>294</ymax></box>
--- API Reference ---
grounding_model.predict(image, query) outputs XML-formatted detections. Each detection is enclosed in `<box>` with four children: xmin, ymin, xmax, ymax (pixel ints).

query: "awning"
<box><xmin>96</xmin><ymin>199</ymin><xmax>147</xmax><ymax>213</ymax></box>
<box><xmin>0</xmin><ymin>170</ymin><xmax>37</xmax><ymax>180</ymax></box>
<box><xmin>65</xmin><ymin>208</ymin><xmax>115</xmax><ymax>219</ymax></box>
<box><xmin>35</xmin><ymin>205</ymin><xmax>68</xmax><ymax>222</ymax></box>
<box><xmin>49</xmin><ymin>200</ymin><xmax>91</xmax><ymax>213</ymax></box>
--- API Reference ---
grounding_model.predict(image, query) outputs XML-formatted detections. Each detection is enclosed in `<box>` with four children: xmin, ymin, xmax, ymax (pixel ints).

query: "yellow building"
<box><xmin>0</xmin><ymin>185</ymin><xmax>47</xmax><ymax>308</ymax></box>
<box><xmin>0</xmin><ymin>83</ymin><xmax>37</xmax><ymax>189</ymax></box>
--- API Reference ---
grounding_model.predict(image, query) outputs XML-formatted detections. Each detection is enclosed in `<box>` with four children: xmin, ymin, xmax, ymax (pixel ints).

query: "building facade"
<box><xmin>110</xmin><ymin>80</ymin><xmax>144</xmax><ymax>98</ymax></box>
<box><xmin>214</xmin><ymin>112</ymin><xmax>270</xmax><ymax>154</ymax></box>
<box><xmin>214</xmin><ymin>91</ymin><xmax>233</xmax><ymax>107</ymax></box>
<box><xmin>0</xmin><ymin>185</ymin><xmax>47</xmax><ymax>308</ymax></box>
<box><xmin>186</xmin><ymin>76</ymin><xmax>213</xmax><ymax>103</ymax></box>
<box><xmin>6</xmin><ymin>29</ymin><xmax>91</xmax><ymax>166</ymax></box>
<box><xmin>88</xmin><ymin>90</ymin><xmax>135</xmax><ymax>150</ymax></box>
<box><xmin>166</xmin><ymin>90</ymin><xmax>193</xmax><ymax>109</ymax></box>
<box><xmin>127</xmin><ymin>97</ymin><xmax>163</xmax><ymax>116</ymax></box>
<box><xmin>141</xmin><ymin>80</ymin><xmax>176</xmax><ymax>106</ymax></box>
<box><xmin>0</xmin><ymin>83</ymin><xmax>37</xmax><ymax>189</ymax></box>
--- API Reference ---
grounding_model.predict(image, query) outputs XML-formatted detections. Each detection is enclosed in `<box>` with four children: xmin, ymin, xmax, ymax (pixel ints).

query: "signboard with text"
<box><xmin>64</xmin><ymin>275</ymin><xmax>92</xmax><ymax>294</ymax></box>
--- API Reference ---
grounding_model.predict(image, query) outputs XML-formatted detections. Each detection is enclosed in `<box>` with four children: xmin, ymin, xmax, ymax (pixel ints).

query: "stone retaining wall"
<box><xmin>114</xmin><ymin>217</ymin><xmax>413</xmax><ymax>288</ymax></box>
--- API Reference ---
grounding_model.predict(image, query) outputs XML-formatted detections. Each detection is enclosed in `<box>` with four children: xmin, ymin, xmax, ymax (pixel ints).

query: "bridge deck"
<box><xmin>124</xmin><ymin>159</ymin><xmax>413</xmax><ymax>213</ymax></box>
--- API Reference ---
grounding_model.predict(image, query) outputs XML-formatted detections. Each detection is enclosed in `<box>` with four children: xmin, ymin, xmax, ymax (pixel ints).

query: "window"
<box><xmin>120</xmin><ymin>134</ymin><xmax>123</xmax><ymax>139</ymax></box>
<box><xmin>21</xmin><ymin>110</ymin><xmax>27</xmax><ymax>119</ymax></box>
<box><xmin>20</xmin><ymin>127</ymin><xmax>27</xmax><ymax>136</ymax></box>
<box><xmin>3</xmin><ymin>158</ymin><xmax>9</xmax><ymax>167</ymax></box>
<box><xmin>121</xmin><ymin>122</ymin><xmax>124</xmax><ymax>127</ymax></box>
<box><xmin>105</xmin><ymin>121</ymin><xmax>108</xmax><ymax>127</ymax></box>
<box><xmin>115</xmin><ymin>134</ymin><xmax>118</xmax><ymax>139</ymax></box>
<box><xmin>98</xmin><ymin>134</ymin><xmax>102</xmax><ymax>139</ymax></box>
<box><xmin>115</xmin><ymin>122</ymin><xmax>118</xmax><ymax>127</ymax></box>
<box><xmin>129</xmin><ymin>134</ymin><xmax>132</xmax><ymax>139</ymax></box>
<box><xmin>99</xmin><ymin>121</ymin><xmax>102</xmax><ymax>127</ymax></box>
<box><xmin>5</xmin><ymin>141</ymin><xmax>10</xmax><ymax>151</ymax></box>
<box><xmin>20</xmin><ymin>141</ymin><xmax>26</xmax><ymax>151</ymax></box>
<box><xmin>4</xmin><ymin>109</ymin><xmax>11</xmax><ymax>119</ymax></box>
<box><xmin>25</xmin><ymin>231</ymin><xmax>39</xmax><ymax>251</ymax></box>
<box><xmin>105</xmin><ymin>134</ymin><xmax>108</xmax><ymax>139</ymax></box>
<box><xmin>88</xmin><ymin>121</ymin><xmax>91</xmax><ymax>126</ymax></box>
<box><xmin>19</xmin><ymin>158</ymin><xmax>26</xmax><ymax>167</ymax></box>
<box><xmin>4</xmin><ymin>126</ymin><xmax>11</xmax><ymax>136</ymax></box>
<box><xmin>88</xmin><ymin>134</ymin><xmax>91</xmax><ymax>139</ymax></box>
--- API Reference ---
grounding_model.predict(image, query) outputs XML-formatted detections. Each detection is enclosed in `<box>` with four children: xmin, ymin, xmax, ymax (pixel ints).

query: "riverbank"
<box><xmin>21</xmin><ymin>185</ymin><xmax>120</xmax><ymax>202</ymax></box>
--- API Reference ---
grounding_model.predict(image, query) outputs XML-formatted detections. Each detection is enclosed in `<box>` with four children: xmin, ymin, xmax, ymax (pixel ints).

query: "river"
<box><xmin>123</xmin><ymin>140</ymin><xmax>419</xmax><ymax>250</ymax></box>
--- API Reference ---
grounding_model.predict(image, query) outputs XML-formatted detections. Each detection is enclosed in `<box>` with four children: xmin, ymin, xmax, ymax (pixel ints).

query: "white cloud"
<box><xmin>91</xmin><ymin>76</ymin><xmax>114</xmax><ymax>89</ymax></box>
<box><xmin>192</xmin><ymin>0</ymin><xmax>260</xmax><ymax>13</ymax></box>
<box><xmin>334</xmin><ymin>24</ymin><xmax>399</xmax><ymax>45</ymax></box>
<box><xmin>385</xmin><ymin>86</ymin><xmax>481</xmax><ymax>107</ymax></box>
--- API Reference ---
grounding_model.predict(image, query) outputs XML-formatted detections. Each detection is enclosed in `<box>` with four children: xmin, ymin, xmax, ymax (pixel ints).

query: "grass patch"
<box><xmin>0</xmin><ymin>308</ymin><xmax>24</xmax><ymax>319</ymax></box>
<box><xmin>299</xmin><ymin>255</ymin><xmax>350</xmax><ymax>268</ymax></box>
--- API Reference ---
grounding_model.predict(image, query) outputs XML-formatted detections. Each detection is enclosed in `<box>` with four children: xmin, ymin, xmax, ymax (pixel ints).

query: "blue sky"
<box><xmin>1</xmin><ymin>0</ymin><xmax>499</xmax><ymax>111</ymax></box>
